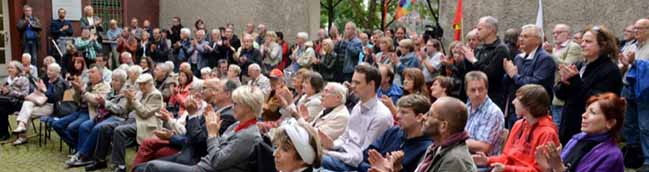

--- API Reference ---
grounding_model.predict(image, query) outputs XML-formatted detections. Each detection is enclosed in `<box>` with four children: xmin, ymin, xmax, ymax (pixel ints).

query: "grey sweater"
<box><xmin>197</xmin><ymin>122</ymin><xmax>262</xmax><ymax>172</ymax></box>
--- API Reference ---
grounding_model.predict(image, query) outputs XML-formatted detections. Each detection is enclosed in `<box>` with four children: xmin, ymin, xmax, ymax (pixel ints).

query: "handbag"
<box><xmin>25</xmin><ymin>91</ymin><xmax>47</xmax><ymax>105</ymax></box>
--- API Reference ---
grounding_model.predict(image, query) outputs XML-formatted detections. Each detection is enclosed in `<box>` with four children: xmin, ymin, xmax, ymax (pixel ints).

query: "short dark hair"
<box><xmin>397</xmin><ymin>94</ymin><xmax>431</xmax><ymax>115</ymax></box>
<box><xmin>378</xmin><ymin>64</ymin><xmax>395</xmax><ymax>84</ymax></box>
<box><xmin>432</xmin><ymin>76</ymin><xmax>454</xmax><ymax>96</ymax></box>
<box><xmin>515</xmin><ymin>84</ymin><xmax>550</xmax><ymax>117</ymax></box>
<box><xmin>218</xmin><ymin>59</ymin><xmax>228</xmax><ymax>65</ymax></box>
<box><xmin>223</xmin><ymin>79</ymin><xmax>240</xmax><ymax>93</ymax></box>
<box><xmin>305</xmin><ymin>72</ymin><xmax>325</xmax><ymax>93</ymax></box>
<box><xmin>354</xmin><ymin>63</ymin><xmax>381</xmax><ymax>91</ymax></box>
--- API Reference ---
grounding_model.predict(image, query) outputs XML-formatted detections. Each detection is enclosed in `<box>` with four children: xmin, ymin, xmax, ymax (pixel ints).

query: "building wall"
<box><xmin>439</xmin><ymin>0</ymin><xmax>649</xmax><ymax>45</ymax></box>
<box><xmin>159</xmin><ymin>0</ymin><xmax>320</xmax><ymax>42</ymax></box>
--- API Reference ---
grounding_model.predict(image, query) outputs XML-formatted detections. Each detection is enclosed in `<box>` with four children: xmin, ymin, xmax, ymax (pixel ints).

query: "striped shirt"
<box><xmin>465</xmin><ymin>97</ymin><xmax>505</xmax><ymax>155</ymax></box>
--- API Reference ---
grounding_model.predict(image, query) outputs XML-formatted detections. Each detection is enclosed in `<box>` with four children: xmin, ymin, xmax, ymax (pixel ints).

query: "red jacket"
<box><xmin>488</xmin><ymin>115</ymin><xmax>559</xmax><ymax>172</ymax></box>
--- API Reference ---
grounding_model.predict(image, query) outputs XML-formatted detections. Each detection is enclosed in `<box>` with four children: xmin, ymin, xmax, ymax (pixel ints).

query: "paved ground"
<box><xmin>0</xmin><ymin>116</ymin><xmax>136</xmax><ymax>172</ymax></box>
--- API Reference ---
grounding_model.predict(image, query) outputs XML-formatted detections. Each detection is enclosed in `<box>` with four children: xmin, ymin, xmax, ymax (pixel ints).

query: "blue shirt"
<box><xmin>376</xmin><ymin>84</ymin><xmax>403</xmax><ymax>104</ymax></box>
<box><xmin>358</xmin><ymin>127</ymin><xmax>432</xmax><ymax>172</ymax></box>
<box><xmin>465</xmin><ymin>97</ymin><xmax>504</xmax><ymax>155</ymax></box>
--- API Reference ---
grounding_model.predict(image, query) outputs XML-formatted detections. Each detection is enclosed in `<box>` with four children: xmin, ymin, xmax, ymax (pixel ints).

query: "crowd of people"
<box><xmin>3</xmin><ymin>3</ymin><xmax>649</xmax><ymax>172</ymax></box>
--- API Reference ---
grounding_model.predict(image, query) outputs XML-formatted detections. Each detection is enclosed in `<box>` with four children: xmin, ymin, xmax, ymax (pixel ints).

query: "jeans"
<box><xmin>77</xmin><ymin>116</ymin><xmax>122</xmax><ymax>158</ymax></box>
<box><xmin>52</xmin><ymin>111</ymin><xmax>90</xmax><ymax>148</ymax></box>
<box><xmin>551</xmin><ymin>105</ymin><xmax>563</xmax><ymax>128</ymax></box>
<box><xmin>623</xmin><ymin>98</ymin><xmax>649</xmax><ymax>164</ymax></box>
<box><xmin>321</xmin><ymin>155</ymin><xmax>356</xmax><ymax>171</ymax></box>
<box><xmin>23</xmin><ymin>40</ymin><xmax>38</xmax><ymax>66</ymax></box>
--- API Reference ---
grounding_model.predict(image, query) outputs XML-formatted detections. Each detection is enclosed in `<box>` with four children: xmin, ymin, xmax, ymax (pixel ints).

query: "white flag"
<box><xmin>536</xmin><ymin>0</ymin><xmax>544</xmax><ymax>40</ymax></box>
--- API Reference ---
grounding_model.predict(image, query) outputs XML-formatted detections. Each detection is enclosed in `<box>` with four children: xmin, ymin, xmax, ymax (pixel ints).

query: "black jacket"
<box><xmin>315</xmin><ymin>52</ymin><xmax>344</xmax><ymax>82</ymax></box>
<box><xmin>471</xmin><ymin>38</ymin><xmax>509</xmax><ymax>109</ymax></box>
<box><xmin>554</xmin><ymin>54</ymin><xmax>622</xmax><ymax>144</ymax></box>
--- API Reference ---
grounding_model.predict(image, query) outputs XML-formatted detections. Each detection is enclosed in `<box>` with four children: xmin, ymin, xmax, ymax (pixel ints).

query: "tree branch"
<box><xmin>334</xmin><ymin>0</ymin><xmax>344</xmax><ymax>8</ymax></box>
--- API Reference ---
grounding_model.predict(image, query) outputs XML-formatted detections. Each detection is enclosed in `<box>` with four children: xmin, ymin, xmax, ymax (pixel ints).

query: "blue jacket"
<box><xmin>341</xmin><ymin>38</ymin><xmax>363</xmax><ymax>74</ymax></box>
<box><xmin>625</xmin><ymin>59</ymin><xmax>649</xmax><ymax>102</ymax></box>
<box><xmin>357</xmin><ymin>127</ymin><xmax>432</xmax><ymax>172</ymax></box>
<box><xmin>503</xmin><ymin>48</ymin><xmax>556</xmax><ymax>116</ymax></box>
<box><xmin>395</xmin><ymin>52</ymin><xmax>421</xmax><ymax>75</ymax></box>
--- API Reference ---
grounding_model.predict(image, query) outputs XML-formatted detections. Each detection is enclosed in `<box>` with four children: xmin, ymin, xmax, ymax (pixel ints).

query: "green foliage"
<box><xmin>321</xmin><ymin>0</ymin><xmax>439</xmax><ymax>31</ymax></box>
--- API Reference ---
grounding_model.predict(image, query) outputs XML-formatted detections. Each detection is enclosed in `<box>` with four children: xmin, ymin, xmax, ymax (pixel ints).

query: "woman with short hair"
<box><xmin>0</xmin><ymin>61</ymin><xmax>31</xmax><ymax>140</ymax></box>
<box><xmin>473</xmin><ymin>84</ymin><xmax>560</xmax><ymax>171</ymax></box>
<box><xmin>272</xmin><ymin>118</ymin><xmax>323</xmax><ymax>172</ymax></box>
<box><xmin>143</xmin><ymin>85</ymin><xmax>265</xmax><ymax>172</ymax></box>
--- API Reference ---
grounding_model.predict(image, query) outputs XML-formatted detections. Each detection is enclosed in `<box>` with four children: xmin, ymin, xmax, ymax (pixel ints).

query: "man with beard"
<box><xmin>369</xmin><ymin>97</ymin><xmax>477</xmax><ymax>172</ymax></box>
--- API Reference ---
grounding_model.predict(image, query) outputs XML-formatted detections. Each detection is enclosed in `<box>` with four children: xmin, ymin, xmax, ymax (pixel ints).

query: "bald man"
<box><xmin>633</xmin><ymin>19</ymin><xmax>649</xmax><ymax>60</ymax></box>
<box><xmin>415</xmin><ymin>97</ymin><xmax>477</xmax><ymax>171</ymax></box>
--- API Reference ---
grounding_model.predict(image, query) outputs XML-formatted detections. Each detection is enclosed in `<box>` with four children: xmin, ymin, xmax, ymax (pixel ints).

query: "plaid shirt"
<box><xmin>465</xmin><ymin>97</ymin><xmax>505</xmax><ymax>155</ymax></box>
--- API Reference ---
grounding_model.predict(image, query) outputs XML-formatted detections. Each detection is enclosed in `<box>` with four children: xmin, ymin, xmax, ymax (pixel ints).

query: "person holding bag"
<box><xmin>12</xmin><ymin>63</ymin><xmax>67</xmax><ymax>145</ymax></box>
<box><xmin>0</xmin><ymin>61</ymin><xmax>31</xmax><ymax>141</ymax></box>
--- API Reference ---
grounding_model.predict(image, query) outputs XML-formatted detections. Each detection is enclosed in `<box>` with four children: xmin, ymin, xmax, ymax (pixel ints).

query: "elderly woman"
<box><xmin>0</xmin><ymin>61</ymin><xmax>31</xmax><ymax>140</ymax></box>
<box><xmin>473</xmin><ymin>84</ymin><xmax>559</xmax><ymax>172</ymax></box>
<box><xmin>143</xmin><ymin>85</ymin><xmax>265</xmax><ymax>172</ymax></box>
<box><xmin>65</xmin><ymin>69</ymin><xmax>130</xmax><ymax>167</ymax></box>
<box><xmin>227</xmin><ymin>64</ymin><xmax>242</xmax><ymax>85</ymax></box>
<box><xmin>126</xmin><ymin>65</ymin><xmax>144</xmax><ymax>91</ymax></box>
<box><xmin>314</xmin><ymin>38</ymin><xmax>341</xmax><ymax>82</ymax></box>
<box><xmin>289</xmin><ymin>32</ymin><xmax>315</xmax><ymax>71</ymax></box>
<box><xmin>12</xmin><ymin>63</ymin><xmax>67</xmax><ymax>145</ymax></box>
<box><xmin>554</xmin><ymin>26</ymin><xmax>623</xmax><ymax>144</ymax></box>
<box><xmin>536</xmin><ymin>93</ymin><xmax>625</xmax><ymax>172</ymax></box>
<box><xmin>273</xmin><ymin>118</ymin><xmax>324</xmax><ymax>172</ymax></box>
<box><xmin>84</xmin><ymin>69</ymin><xmax>133</xmax><ymax>171</ymax></box>
<box><xmin>261</xmin><ymin>31</ymin><xmax>282</xmax><ymax>73</ymax></box>
<box><xmin>295</xmin><ymin>72</ymin><xmax>325</xmax><ymax>122</ymax></box>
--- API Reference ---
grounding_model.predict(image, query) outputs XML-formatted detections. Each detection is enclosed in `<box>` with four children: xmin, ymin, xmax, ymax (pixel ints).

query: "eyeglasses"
<box><xmin>552</xmin><ymin>31</ymin><xmax>567</xmax><ymax>35</ymax></box>
<box><xmin>634</xmin><ymin>26</ymin><xmax>649</xmax><ymax>31</ymax></box>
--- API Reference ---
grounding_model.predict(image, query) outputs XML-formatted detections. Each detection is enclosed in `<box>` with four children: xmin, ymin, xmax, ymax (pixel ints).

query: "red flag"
<box><xmin>452</xmin><ymin>0</ymin><xmax>463</xmax><ymax>41</ymax></box>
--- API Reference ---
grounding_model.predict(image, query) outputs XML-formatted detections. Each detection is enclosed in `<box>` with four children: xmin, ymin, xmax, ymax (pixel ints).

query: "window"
<box><xmin>91</xmin><ymin>0</ymin><xmax>122</xmax><ymax>29</ymax></box>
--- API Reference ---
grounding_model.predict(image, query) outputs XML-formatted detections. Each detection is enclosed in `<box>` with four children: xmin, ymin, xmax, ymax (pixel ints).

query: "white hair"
<box><xmin>112</xmin><ymin>69</ymin><xmax>128</xmax><ymax>82</ymax></box>
<box><xmin>22</xmin><ymin>53</ymin><xmax>31</xmax><ymax>59</ymax></box>
<box><xmin>118</xmin><ymin>64</ymin><xmax>130</xmax><ymax>72</ymax></box>
<box><xmin>121</xmin><ymin>51</ymin><xmax>132</xmax><ymax>58</ymax></box>
<box><xmin>521</xmin><ymin>24</ymin><xmax>543</xmax><ymax>40</ymax></box>
<box><xmin>48</xmin><ymin>63</ymin><xmax>62</xmax><ymax>74</ymax></box>
<box><xmin>326</xmin><ymin>82</ymin><xmax>348</xmax><ymax>104</ymax></box>
<box><xmin>164</xmin><ymin>61</ymin><xmax>175</xmax><ymax>72</ymax></box>
<box><xmin>180</xmin><ymin>28</ymin><xmax>192</xmax><ymax>36</ymax></box>
<box><xmin>232</xmin><ymin>85</ymin><xmax>265</xmax><ymax>117</ymax></box>
<box><xmin>479</xmin><ymin>16</ymin><xmax>499</xmax><ymax>31</ymax></box>
<box><xmin>200</xmin><ymin>67</ymin><xmax>212</xmax><ymax>75</ymax></box>
<box><xmin>297</xmin><ymin>32</ymin><xmax>309</xmax><ymax>40</ymax></box>
<box><xmin>128</xmin><ymin>65</ymin><xmax>143</xmax><ymax>76</ymax></box>
<box><xmin>248</xmin><ymin>63</ymin><xmax>261</xmax><ymax>71</ymax></box>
